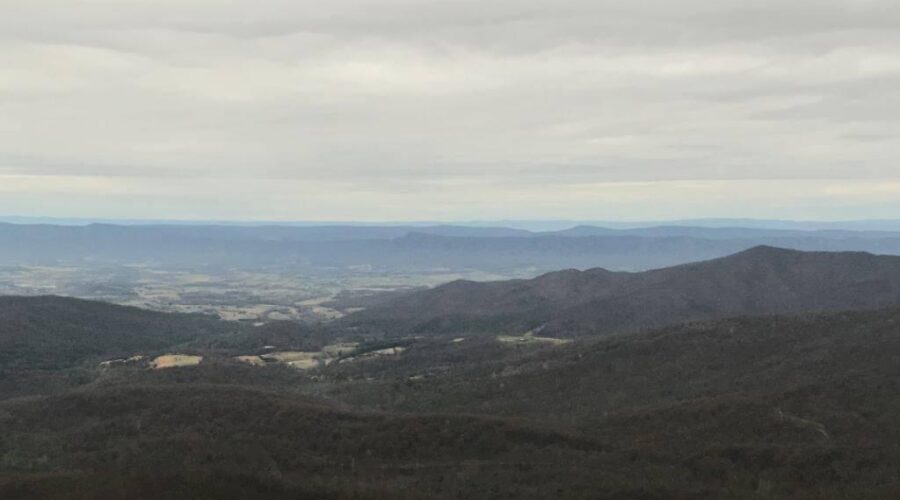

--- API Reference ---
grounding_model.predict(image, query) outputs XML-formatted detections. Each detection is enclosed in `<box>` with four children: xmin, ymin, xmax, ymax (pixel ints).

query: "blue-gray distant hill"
<box><xmin>5</xmin><ymin>222</ymin><xmax>900</xmax><ymax>272</ymax></box>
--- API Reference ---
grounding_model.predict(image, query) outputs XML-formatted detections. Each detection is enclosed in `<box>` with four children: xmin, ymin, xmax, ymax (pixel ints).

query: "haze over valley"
<box><xmin>8</xmin><ymin>220</ymin><xmax>900</xmax><ymax>325</ymax></box>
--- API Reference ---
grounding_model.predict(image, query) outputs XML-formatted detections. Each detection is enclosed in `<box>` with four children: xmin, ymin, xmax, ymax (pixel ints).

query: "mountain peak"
<box><xmin>733</xmin><ymin>245</ymin><xmax>801</xmax><ymax>257</ymax></box>
<box><xmin>727</xmin><ymin>245</ymin><xmax>877</xmax><ymax>263</ymax></box>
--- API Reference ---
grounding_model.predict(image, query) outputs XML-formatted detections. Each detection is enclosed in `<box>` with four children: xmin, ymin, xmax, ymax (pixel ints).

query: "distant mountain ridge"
<box><xmin>8</xmin><ymin>216</ymin><xmax>900</xmax><ymax>232</ymax></box>
<box><xmin>347</xmin><ymin>246</ymin><xmax>900</xmax><ymax>336</ymax></box>
<box><xmin>7</xmin><ymin>222</ymin><xmax>900</xmax><ymax>272</ymax></box>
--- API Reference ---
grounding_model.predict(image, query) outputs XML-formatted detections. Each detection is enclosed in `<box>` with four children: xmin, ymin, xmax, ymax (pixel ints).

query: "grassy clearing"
<box><xmin>149</xmin><ymin>354</ymin><xmax>203</xmax><ymax>370</ymax></box>
<box><xmin>234</xmin><ymin>355</ymin><xmax>266</xmax><ymax>366</ymax></box>
<box><xmin>250</xmin><ymin>342</ymin><xmax>361</xmax><ymax>370</ymax></box>
<box><xmin>497</xmin><ymin>332</ymin><xmax>571</xmax><ymax>346</ymax></box>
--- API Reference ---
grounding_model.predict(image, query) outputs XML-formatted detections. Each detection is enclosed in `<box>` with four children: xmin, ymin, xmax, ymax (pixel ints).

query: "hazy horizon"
<box><xmin>9</xmin><ymin>214</ymin><xmax>900</xmax><ymax>233</ymax></box>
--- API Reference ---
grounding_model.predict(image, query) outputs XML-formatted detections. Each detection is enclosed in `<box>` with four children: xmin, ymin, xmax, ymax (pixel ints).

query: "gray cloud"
<box><xmin>2</xmin><ymin>0</ymin><xmax>900</xmax><ymax>220</ymax></box>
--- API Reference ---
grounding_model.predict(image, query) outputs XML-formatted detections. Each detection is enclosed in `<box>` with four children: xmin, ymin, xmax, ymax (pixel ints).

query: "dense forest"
<box><xmin>344</xmin><ymin>246</ymin><xmax>900</xmax><ymax>335</ymax></box>
<box><xmin>2</xmin><ymin>279</ymin><xmax>900</xmax><ymax>498</ymax></box>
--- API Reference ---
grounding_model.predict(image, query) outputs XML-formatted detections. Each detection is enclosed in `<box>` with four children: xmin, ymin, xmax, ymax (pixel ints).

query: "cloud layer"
<box><xmin>2</xmin><ymin>0</ymin><xmax>900</xmax><ymax>220</ymax></box>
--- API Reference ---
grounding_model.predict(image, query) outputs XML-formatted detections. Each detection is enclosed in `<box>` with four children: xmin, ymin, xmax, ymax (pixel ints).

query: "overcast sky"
<box><xmin>2</xmin><ymin>0</ymin><xmax>900</xmax><ymax>221</ymax></box>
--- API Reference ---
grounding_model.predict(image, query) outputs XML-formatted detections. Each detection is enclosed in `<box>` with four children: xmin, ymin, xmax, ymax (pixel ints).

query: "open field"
<box><xmin>236</xmin><ymin>343</ymin><xmax>361</xmax><ymax>370</ymax></box>
<box><xmin>232</xmin><ymin>341</ymin><xmax>415</xmax><ymax>371</ymax></box>
<box><xmin>149</xmin><ymin>354</ymin><xmax>203</xmax><ymax>369</ymax></box>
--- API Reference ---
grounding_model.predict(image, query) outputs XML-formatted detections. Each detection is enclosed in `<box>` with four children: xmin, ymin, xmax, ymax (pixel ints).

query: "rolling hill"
<box><xmin>346</xmin><ymin>246</ymin><xmax>900</xmax><ymax>335</ymax></box>
<box><xmin>0</xmin><ymin>296</ymin><xmax>238</xmax><ymax>370</ymax></box>
<box><xmin>0</xmin><ymin>383</ymin><xmax>620</xmax><ymax>499</ymax></box>
<box><xmin>1</xmin><ymin>290</ymin><xmax>899</xmax><ymax>497</ymax></box>
<box><xmin>4</xmin><ymin>301</ymin><xmax>899</xmax><ymax>498</ymax></box>
<box><xmin>5</xmin><ymin>246</ymin><xmax>900</xmax><ymax>498</ymax></box>
<box><xmin>313</xmin><ymin>306</ymin><xmax>900</xmax><ymax>498</ymax></box>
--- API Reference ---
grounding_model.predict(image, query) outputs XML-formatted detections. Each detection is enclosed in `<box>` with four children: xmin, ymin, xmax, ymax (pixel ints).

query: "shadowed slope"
<box><xmin>0</xmin><ymin>296</ymin><xmax>237</xmax><ymax>370</ymax></box>
<box><xmin>347</xmin><ymin>246</ymin><xmax>900</xmax><ymax>336</ymax></box>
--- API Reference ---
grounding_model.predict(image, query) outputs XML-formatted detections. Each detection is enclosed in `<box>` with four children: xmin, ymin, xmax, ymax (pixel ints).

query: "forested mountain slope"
<box><xmin>348</xmin><ymin>246</ymin><xmax>900</xmax><ymax>335</ymax></box>
<box><xmin>0</xmin><ymin>296</ymin><xmax>236</xmax><ymax>370</ymax></box>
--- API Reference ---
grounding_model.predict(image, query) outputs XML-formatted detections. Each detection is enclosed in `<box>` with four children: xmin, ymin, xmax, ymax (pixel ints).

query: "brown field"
<box><xmin>150</xmin><ymin>354</ymin><xmax>203</xmax><ymax>369</ymax></box>
<box><xmin>234</xmin><ymin>355</ymin><xmax>266</xmax><ymax>366</ymax></box>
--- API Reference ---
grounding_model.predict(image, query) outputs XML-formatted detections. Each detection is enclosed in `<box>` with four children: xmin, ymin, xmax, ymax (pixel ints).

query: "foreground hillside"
<box><xmin>0</xmin><ymin>292</ymin><xmax>899</xmax><ymax>497</ymax></box>
<box><xmin>0</xmin><ymin>296</ymin><xmax>240</xmax><ymax>371</ymax></box>
<box><xmin>313</xmin><ymin>307</ymin><xmax>900</xmax><ymax>497</ymax></box>
<box><xmin>347</xmin><ymin>246</ymin><xmax>900</xmax><ymax>336</ymax></box>
<box><xmin>1</xmin><ymin>384</ymin><xmax>629</xmax><ymax>499</ymax></box>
